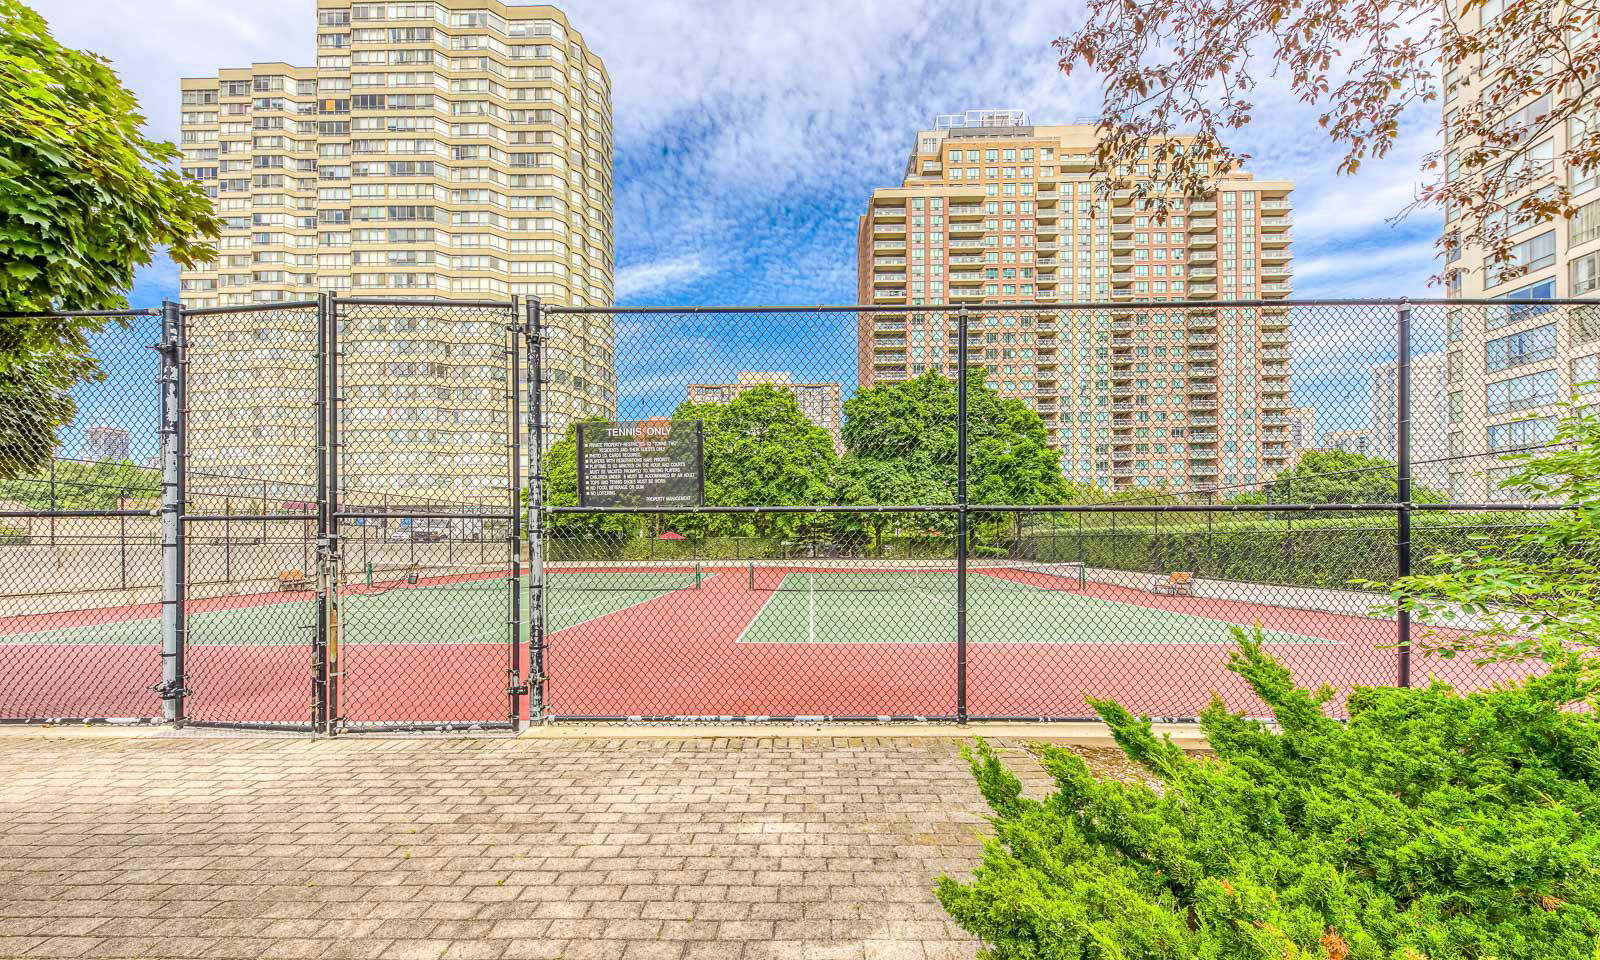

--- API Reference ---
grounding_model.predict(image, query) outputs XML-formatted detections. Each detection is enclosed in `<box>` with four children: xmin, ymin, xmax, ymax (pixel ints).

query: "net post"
<box><xmin>159</xmin><ymin>300</ymin><xmax>186</xmax><ymax>723</ymax></box>
<box><xmin>508</xmin><ymin>297</ymin><xmax>524</xmax><ymax>729</ymax></box>
<box><xmin>526</xmin><ymin>297</ymin><xmax>547</xmax><ymax>724</ymax></box>
<box><xmin>1396</xmin><ymin>301</ymin><xmax>1413</xmax><ymax>688</ymax></box>
<box><xmin>956</xmin><ymin>305</ymin><xmax>970</xmax><ymax>725</ymax></box>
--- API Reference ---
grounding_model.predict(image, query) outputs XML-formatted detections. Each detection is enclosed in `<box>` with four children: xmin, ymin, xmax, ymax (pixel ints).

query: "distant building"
<box><xmin>1287</xmin><ymin>406</ymin><xmax>1317</xmax><ymax>456</ymax></box>
<box><xmin>84</xmin><ymin>427</ymin><xmax>131</xmax><ymax>464</ymax></box>
<box><xmin>1323</xmin><ymin>429</ymin><xmax>1375</xmax><ymax>457</ymax></box>
<box><xmin>855</xmin><ymin>110</ymin><xmax>1294</xmax><ymax>492</ymax></box>
<box><xmin>686</xmin><ymin>372</ymin><xmax>844</xmax><ymax>452</ymax></box>
<box><xmin>1370</xmin><ymin>351</ymin><xmax>1449</xmax><ymax>488</ymax></box>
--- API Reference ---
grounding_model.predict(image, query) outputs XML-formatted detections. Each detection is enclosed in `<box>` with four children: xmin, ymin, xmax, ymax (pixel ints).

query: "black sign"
<box><xmin>577</xmin><ymin>419</ymin><xmax>705</xmax><ymax>508</ymax></box>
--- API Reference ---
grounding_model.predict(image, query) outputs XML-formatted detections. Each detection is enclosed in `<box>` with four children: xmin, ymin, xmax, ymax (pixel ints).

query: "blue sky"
<box><xmin>33</xmin><ymin>0</ymin><xmax>1450</xmax><ymax>456</ymax></box>
<box><xmin>36</xmin><ymin>0</ymin><xmax>1448</xmax><ymax>309</ymax></box>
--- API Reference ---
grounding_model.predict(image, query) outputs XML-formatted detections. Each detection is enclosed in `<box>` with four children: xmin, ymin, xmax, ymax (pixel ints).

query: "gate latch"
<box><xmin>152</xmin><ymin>678</ymin><xmax>191</xmax><ymax>701</ymax></box>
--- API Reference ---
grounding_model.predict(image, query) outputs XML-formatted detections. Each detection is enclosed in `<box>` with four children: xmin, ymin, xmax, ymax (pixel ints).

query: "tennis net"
<box><xmin>747</xmin><ymin>561</ymin><xmax>1085</xmax><ymax>593</ymax></box>
<box><xmin>544</xmin><ymin>564</ymin><xmax>703</xmax><ymax>592</ymax></box>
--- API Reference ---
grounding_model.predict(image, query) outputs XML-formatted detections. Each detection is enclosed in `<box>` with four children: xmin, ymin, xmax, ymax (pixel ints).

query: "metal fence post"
<box><xmin>956</xmin><ymin>306</ymin><xmax>969</xmax><ymax>724</ymax></box>
<box><xmin>1397</xmin><ymin>302</ymin><xmax>1413</xmax><ymax>687</ymax></box>
<box><xmin>507</xmin><ymin>297</ymin><xmax>524</xmax><ymax>728</ymax></box>
<box><xmin>313</xmin><ymin>293</ymin><xmax>332</xmax><ymax>733</ymax></box>
<box><xmin>526</xmin><ymin>297</ymin><xmax>547</xmax><ymax>724</ymax></box>
<box><xmin>159</xmin><ymin>300</ymin><xmax>186</xmax><ymax>723</ymax></box>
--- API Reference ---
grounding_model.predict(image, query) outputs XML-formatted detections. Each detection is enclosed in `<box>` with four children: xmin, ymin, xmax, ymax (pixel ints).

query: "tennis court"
<box><xmin>1</xmin><ymin>559</ymin><xmax>1526</xmax><ymax>725</ymax></box>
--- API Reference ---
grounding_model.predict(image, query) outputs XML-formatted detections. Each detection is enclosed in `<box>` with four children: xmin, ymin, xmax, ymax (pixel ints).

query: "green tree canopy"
<box><xmin>1231</xmin><ymin>449</ymin><xmax>1445</xmax><ymax>505</ymax></box>
<box><xmin>1370</xmin><ymin>402</ymin><xmax>1600</xmax><ymax>666</ymax></box>
<box><xmin>841</xmin><ymin>371</ymin><xmax>1066</xmax><ymax>504</ymax></box>
<box><xmin>0</xmin><ymin>458</ymin><xmax>157</xmax><ymax>510</ymax></box>
<box><xmin>673</xmin><ymin>385</ymin><xmax>839</xmax><ymax>537</ymax></box>
<box><xmin>536</xmin><ymin>419</ymin><xmax>640</xmax><ymax>541</ymax></box>
<box><xmin>0</xmin><ymin>0</ymin><xmax>218</xmax><ymax>479</ymax></box>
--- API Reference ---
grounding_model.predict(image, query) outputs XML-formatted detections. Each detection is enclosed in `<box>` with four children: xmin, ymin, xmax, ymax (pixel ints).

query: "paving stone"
<box><xmin>0</xmin><ymin>735</ymin><xmax>1039</xmax><ymax>960</ymax></box>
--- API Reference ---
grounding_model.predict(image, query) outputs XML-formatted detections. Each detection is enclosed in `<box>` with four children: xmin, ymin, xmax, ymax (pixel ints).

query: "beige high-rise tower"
<box><xmin>176</xmin><ymin>0</ymin><xmax>614</xmax><ymax>503</ymax></box>
<box><xmin>856</xmin><ymin>111</ymin><xmax>1293</xmax><ymax>492</ymax></box>
<box><xmin>1441</xmin><ymin>5</ymin><xmax>1599</xmax><ymax>501</ymax></box>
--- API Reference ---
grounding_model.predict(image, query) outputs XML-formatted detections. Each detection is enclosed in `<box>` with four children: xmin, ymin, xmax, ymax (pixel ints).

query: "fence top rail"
<box><xmin>0</xmin><ymin>308</ymin><xmax>159</xmax><ymax>319</ymax></box>
<box><xmin>335</xmin><ymin>296</ymin><xmax>514</xmax><ymax>309</ymax></box>
<box><xmin>547</xmin><ymin>501</ymin><xmax>1573</xmax><ymax>515</ymax></box>
<box><xmin>542</xmin><ymin>297</ymin><xmax>1598</xmax><ymax>315</ymax></box>
<box><xmin>180</xmin><ymin>300</ymin><xmax>319</xmax><ymax>316</ymax></box>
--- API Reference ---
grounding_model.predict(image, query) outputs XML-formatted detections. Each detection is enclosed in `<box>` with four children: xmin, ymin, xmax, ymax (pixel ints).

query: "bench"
<box><xmin>1152</xmin><ymin>571</ymin><xmax>1194</xmax><ymax>596</ymax></box>
<box><xmin>278</xmin><ymin>569</ymin><xmax>307</xmax><ymax>592</ymax></box>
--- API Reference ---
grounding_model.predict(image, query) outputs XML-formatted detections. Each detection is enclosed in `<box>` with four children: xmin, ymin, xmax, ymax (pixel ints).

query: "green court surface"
<box><xmin>736</xmin><ymin>571</ymin><xmax>1330</xmax><ymax>645</ymax></box>
<box><xmin>6</xmin><ymin>571</ymin><xmax>705</xmax><ymax>648</ymax></box>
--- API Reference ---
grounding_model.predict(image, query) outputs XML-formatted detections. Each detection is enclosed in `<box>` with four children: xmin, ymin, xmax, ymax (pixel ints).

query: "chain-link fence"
<box><xmin>0</xmin><ymin>297</ymin><xmax>1588</xmax><ymax>728</ymax></box>
<box><xmin>0</xmin><ymin>309</ymin><xmax>167</xmax><ymax>722</ymax></box>
<box><xmin>535</xmin><ymin>300</ymin><xmax>1589</xmax><ymax>722</ymax></box>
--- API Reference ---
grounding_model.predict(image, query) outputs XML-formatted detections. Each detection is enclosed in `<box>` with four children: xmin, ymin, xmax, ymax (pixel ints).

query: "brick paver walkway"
<box><xmin>0</xmin><ymin>733</ymin><xmax>1069</xmax><ymax>960</ymax></box>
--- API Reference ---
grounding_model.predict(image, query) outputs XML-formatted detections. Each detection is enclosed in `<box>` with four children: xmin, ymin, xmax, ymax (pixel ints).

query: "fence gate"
<box><xmin>329</xmin><ymin>297</ymin><xmax>523</xmax><ymax>732</ymax></box>
<box><xmin>180</xmin><ymin>300</ymin><xmax>322</xmax><ymax>730</ymax></box>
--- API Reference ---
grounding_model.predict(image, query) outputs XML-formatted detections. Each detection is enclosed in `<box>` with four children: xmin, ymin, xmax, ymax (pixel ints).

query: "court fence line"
<box><xmin>0</xmin><ymin>297</ymin><xmax>1587</xmax><ymax>730</ymax></box>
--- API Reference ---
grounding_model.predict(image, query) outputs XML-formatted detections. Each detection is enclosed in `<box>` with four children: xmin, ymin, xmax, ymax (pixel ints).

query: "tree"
<box><xmin>1054</xmin><ymin>0</ymin><xmax>1596</xmax><ymax>280</ymax></box>
<box><xmin>840</xmin><ymin>371</ymin><xmax>1068</xmax><ymax>546</ymax></box>
<box><xmin>0</xmin><ymin>458</ymin><xmax>157</xmax><ymax>510</ymax></box>
<box><xmin>939</xmin><ymin>630</ymin><xmax>1600</xmax><ymax>960</ymax></box>
<box><xmin>1230</xmin><ymin>449</ymin><xmax>1446</xmax><ymax>505</ymax></box>
<box><xmin>0</xmin><ymin>0</ymin><xmax>218</xmax><ymax>479</ymax></box>
<box><xmin>1371</xmin><ymin>402</ymin><xmax>1599</xmax><ymax>665</ymax></box>
<box><xmin>536</xmin><ymin>419</ymin><xmax>641</xmax><ymax>543</ymax></box>
<box><xmin>673</xmin><ymin>385</ymin><xmax>839</xmax><ymax>539</ymax></box>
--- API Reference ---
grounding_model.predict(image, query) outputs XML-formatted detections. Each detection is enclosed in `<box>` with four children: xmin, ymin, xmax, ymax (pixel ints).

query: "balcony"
<box><xmin>1261</xmin><ymin>231</ymin><xmax>1291</xmax><ymax>248</ymax></box>
<box><xmin>1188</xmin><ymin>217</ymin><xmax>1217</xmax><ymax>232</ymax></box>
<box><xmin>1262</xmin><ymin>282</ymin><xmax>1292</xmax><ymax>297</ymax></box>
<box><xmin>877</xmin><ymin>288</ymin><xmax>907</xmax><ymax>301</ymax></box>
<box><xmin>1260</xmin><ymin>215</ymin><xmax>1291</xmax><ymax>231</ymax></box>
<box><xmin>873</xmin><ymin>206</ymin><xmax>906</xmax><ymax>221</ymax></box>
<box><xmin>1112</xmin><ymin>270</ymin><xmax>1134</xmax><ymax>287</ymax></box>
<box><xmin>873</xmin><ymin>272</ymin><xmax>906</xmax><ymax>286</ymax></box>
<box><xmin>949</xmin><ymin>203</ymin><xmax>984</xmax><ymax>218</ymax></box>
<box><xmin>1188</xmin><ymin>284</ymin><xmax>1218</xmax><ymax>299</ymax></box>
<box><xmin>1260</xmin><ymin>247</ymin><xmax>1292</xmax><ymax>264</ymax></box>
<box><xmin>1191</xmin><ymin>414</ymin><xmax>1217</xmax><ymax>427</ymax></box>
<box><xmin>1190</xmin><ymin>201</ymin><xmax>1217</xmax><ymax>214</ymax></box>
<box><xmin>1112</xmin><ymin>221</ymin><xmax>1135</xmax><ymax>237</ymax></box>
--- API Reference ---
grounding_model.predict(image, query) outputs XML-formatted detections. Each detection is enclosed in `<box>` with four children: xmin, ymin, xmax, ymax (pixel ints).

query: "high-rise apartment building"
<box><xmin>685</xmin><ymin>373</ymin><xmax>844</xmax><ymax>452</ymax></box>
<box><xmin>1324</xmin><ymin>429</ymin><xmax>1375</xmax><ymax>456</ymax></box>
<box><xmin>856</xmin><ymin>110</ymin><xmax>1293</xmax><ymax>492</ymax></box>
<box><xmin>1371</xmin><ymin>352</ymin><xmax>1449</xmax><ymax>489</ymax></box>
<box><xmin>1443</xmin><ymin>7</ymin><xmax>1600</xmax><ymax>499</ymax></box>
<box><xmin>1287</xmin><ymin>405</ymin><xmax>1317</xmax><ymax>459</ymax></box>
<box><xmin>83</xmin><ymin>427</ymin><xmax>132</xmax><ymax>464</ymax></box>
<box><xmin>176</xmin><ymin>0</ymin><xmax>613</xmax><ymax>502</ymax></box>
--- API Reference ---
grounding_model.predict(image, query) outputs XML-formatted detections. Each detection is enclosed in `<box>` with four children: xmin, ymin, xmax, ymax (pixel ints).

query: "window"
<box><xmin>1486</xmin><ymin>369</ymin><xmax>1558</xmax><ymax>414</ymax></box>
<box><xmin>1572</xmin><ymin>197</ymin><xmax>1600</xmax><ymax>247</ymax></box>
<box><xmin>1573</xmin><ymin>251</ymin><xmax>1600</xmax><ymax>295</ymax></box>
<box><xmin>1487</xmin><ymin>279</ymin><xmax>1557</xmax><ymax>329</ymax></box>
<box><xmin>1573</xmin><ymin>353</ymin><xmax>1600</xmax><ymax>395</ymax></box>
<box><xmin>1487</xmin><ymin>416</ymin><xmax>1556</xmax><ymax>453</ymax></box>
<box><xmin>1485</xmin><ymin>323</ymin><xmax>1556</xmax><ymax>373</ymax></box>
<box><xmin>1502</xmin><ymin>230</ymin><xmax>1556</xmax><ymax>279</ymax></box>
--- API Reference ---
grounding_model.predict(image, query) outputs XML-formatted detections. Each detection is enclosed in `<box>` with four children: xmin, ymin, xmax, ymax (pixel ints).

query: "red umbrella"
<box><xmin>657</xmin><ymin>531</ymin><xmax>685</xmax><ymax>540</ymax></box>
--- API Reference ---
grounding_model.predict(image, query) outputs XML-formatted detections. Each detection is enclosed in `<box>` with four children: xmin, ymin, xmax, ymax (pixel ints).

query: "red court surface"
<box><xmin>0</xmin><ymin>563</ymin><xmax>1537</xmax><ymax>725</ymax></box>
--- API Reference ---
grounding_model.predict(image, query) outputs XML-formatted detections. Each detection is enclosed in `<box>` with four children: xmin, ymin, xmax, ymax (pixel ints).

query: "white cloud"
<box><xmin>614</xmin><ymin>254</ymin><xmax>713</xmax><ymax>299</ymax></box>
